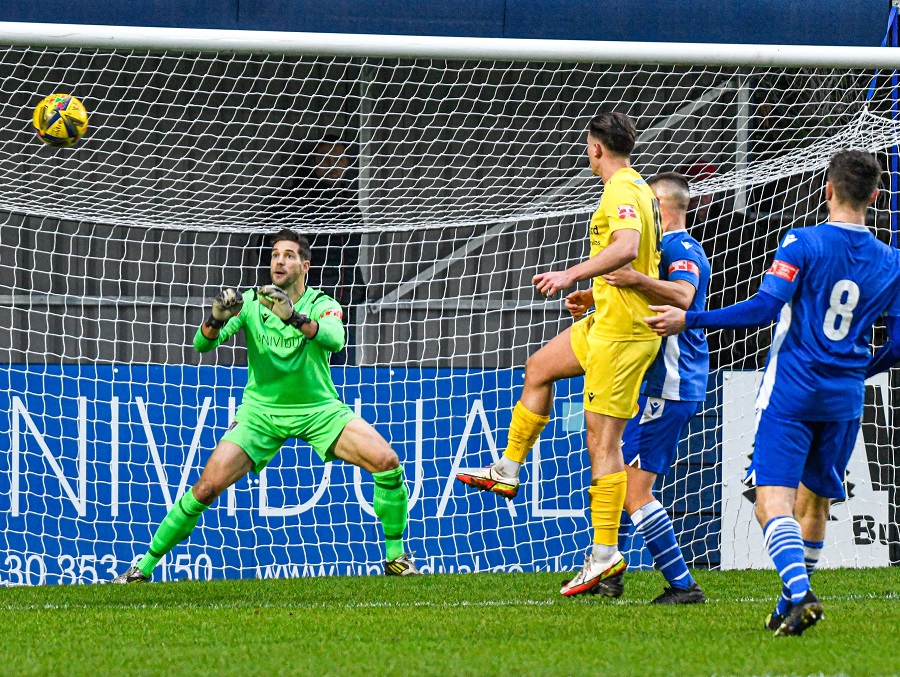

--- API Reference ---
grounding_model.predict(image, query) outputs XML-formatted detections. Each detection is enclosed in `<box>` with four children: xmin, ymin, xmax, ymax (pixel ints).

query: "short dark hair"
<box><xmin>826</xmin><ymin>150</ymin><xmax>881</xmax><ymax>208</ymax></box>
<box><xmin>587</xmin><ymin>112</ymin><xmax>637</xmax><ymax>157</ymax></box>
<box><xmin>271</xmin><ymin>228</ymin><xmax>311</xmax><ymax>261</ymax></box>
<box><xmin>648</xmin><ymin>172</ymin><xmax>691</xmax><ymax>211</ymax></box>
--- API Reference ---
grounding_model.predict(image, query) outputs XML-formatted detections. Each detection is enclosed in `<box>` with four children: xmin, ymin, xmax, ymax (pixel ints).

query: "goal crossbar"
<box><xmin>1</xmin><ymin>21</ymin><xmax>899</xmax><ymax>68</ymax></box>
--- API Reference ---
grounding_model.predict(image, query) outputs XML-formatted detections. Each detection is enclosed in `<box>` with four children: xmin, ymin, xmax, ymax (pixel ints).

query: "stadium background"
<box><xmin>0</xmin><ymin>0</ymin><xmax>885</xmax><ymax>45</ymax></box>
<box><xmin>0</xmin><ymin>2</ymin><xmax>897</xmax><ymax>584</ymax></box>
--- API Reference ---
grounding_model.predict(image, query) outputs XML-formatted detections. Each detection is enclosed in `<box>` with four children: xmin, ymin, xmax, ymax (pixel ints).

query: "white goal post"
<box><xmin>0</xmin><ymin>22</ymin><xmax>898</xmax><ymax>584</ymax></box>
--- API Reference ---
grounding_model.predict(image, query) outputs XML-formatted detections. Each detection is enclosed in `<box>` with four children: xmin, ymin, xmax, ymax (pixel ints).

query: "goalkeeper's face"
<box><xmin>270</xmin><ymin>241</ymin><xmax>310</xmax><ymax>290</ymax></box>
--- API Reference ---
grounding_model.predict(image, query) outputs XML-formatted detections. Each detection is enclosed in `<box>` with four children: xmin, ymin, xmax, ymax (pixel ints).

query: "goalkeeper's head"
<box><xmin>270</xmin><ymin>228</ymin><xmax>312</xmax><ymax>290</ymax></box>
<box><xmin>826</xmin><ymin>150</ymin><xmax>881</xmax><ymax>211</ymax></box>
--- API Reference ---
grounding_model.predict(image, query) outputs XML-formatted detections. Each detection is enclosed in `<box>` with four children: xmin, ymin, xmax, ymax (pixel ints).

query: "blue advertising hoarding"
<box><xmin>0</xmin><ymin>364</ymin><xmax>640</xmax><ymax>584</ymax></box>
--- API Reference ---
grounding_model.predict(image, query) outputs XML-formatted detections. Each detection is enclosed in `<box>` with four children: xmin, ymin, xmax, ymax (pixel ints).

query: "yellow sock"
<box><xmin>503</xmin><ymin>402</ymin><xmax>550</xmax><ymax>464</ymax></box>
<box><xmin>589</xmin><ymin>471</ymin><xmax>628</xmax><ymax>546</ymax></box>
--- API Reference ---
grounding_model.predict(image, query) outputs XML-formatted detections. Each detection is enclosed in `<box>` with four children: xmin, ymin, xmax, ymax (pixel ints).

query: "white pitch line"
<box><xmin>1</xmin><ymin>591</ymin><xmax>897</xmax><ymax>613</ymax></box>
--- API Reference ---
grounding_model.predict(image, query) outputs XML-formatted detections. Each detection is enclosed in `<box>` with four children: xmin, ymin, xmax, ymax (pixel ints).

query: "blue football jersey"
<box><xmin>757</xmin><ymin>222</ymin><xmax>900</xmax><ymax>420</ymax></box>
<box><xmin>642</xmin><ymin>230</ymin><xmax>711</xmax><ymax>402</ymax></box>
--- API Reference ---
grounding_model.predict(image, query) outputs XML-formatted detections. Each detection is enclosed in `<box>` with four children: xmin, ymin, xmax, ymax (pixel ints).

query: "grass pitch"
<box><xmin>1</xmin><ymin>568</ymin><xmax>897</xmax><ymax>676</ymax></box>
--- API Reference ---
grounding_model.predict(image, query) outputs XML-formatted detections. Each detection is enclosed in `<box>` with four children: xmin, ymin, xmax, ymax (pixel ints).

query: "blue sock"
<box><xmin>774</xmin><ymin>586</ymin><xmax>792</xmax><ymax>617</ymax></box>
<box><xmin>774</xmin><ymin>537</ymin><xmax>823</xmax><ymax>615</ymax></box>
<box><xmin>632</xmin><ymin>500</ymin><xmax>695</xmax><ymax>589</ymax></box>
<box><xmin>803</xmin><ymin>538</ymin><xmax>823</xmax><ymax>574</ymax></box>
<box><xmin>763</xmin><ymin>516</ymin><xmax>809</xmax><ymax>604</ymax></box>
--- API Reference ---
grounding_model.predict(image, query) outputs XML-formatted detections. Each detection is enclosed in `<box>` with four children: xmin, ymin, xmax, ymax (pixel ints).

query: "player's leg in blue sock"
<box><xmin>631</xmin><ymin>499</ymin><xmax>695</xmax><ymax>589</ymax></box>
<box><xmin>773</xmin><ymin>483</ymin><xmax>829</xmax><ymax>617</ymax></box>
<box><xmin>803</xmin><ymin>538</ymin><xmax>823</xmax><ymax>574</ymax></box>
<box><xmin>763</xmin><ymin>516</ymin><xmax>810</xmax><ymax>604</ymax></box>
<box><xmin>774</xmin><ymin>537</ymin><xmax>822</xmax><ymax>617</ymax></box>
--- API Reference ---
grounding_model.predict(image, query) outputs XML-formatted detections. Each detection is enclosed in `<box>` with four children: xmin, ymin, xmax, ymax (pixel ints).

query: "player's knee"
<box><xmin>371</xmin><ymin>449</ymin><xmax>400</xmax><ymax>473</ymax></box>
<box><xmin>191</xmin><ymin>478</ymin><xmax>221</xmax><ymax>506</ymax></box>
<box><xmin>523</xmin><ymin>354</ymin><xmax>551</xmax><ymax>389</ymax></box>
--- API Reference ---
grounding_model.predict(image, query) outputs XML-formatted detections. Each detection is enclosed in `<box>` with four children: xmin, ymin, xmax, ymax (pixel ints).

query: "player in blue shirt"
<box><xmin>597</xmin><ymin>173</ymin><xmax>710</xmax><ymax>604</ymax></box>
<box><xmin>647</xmin><ymin>150</ymin><xmax>900</xmax><ymax>635</ymax></box>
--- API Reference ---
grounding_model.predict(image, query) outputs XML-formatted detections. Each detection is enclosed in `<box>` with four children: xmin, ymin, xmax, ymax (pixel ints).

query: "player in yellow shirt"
<box><xmin>457</xmin><ymin>111</ymin><xmax>662</xmax><ymax>596</ymax></box>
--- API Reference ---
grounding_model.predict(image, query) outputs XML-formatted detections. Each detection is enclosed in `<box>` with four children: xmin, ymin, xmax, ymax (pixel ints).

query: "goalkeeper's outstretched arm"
<box><xmin>257</xmin><ymin>285</ymin><xmax>346</xmax><ymax>353</ymax></box>
<box><xmin>194</xmin><ymin>288</ymin><xmax>245</xmax><ymax>352</ymax></box>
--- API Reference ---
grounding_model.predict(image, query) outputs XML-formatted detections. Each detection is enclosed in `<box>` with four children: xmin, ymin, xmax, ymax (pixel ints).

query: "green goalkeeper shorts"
<box><xmin>222</xmin><ymin>399</ymin><xmax>360</xmax><ymax>473</ymax></box>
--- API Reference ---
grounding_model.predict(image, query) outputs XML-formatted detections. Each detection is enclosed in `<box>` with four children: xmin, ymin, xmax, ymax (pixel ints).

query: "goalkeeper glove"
<box><xmin>206</xmin><ymin>288</ymin><xmax>243</xmax><ymax>329</ymax></box>
<box><xmin>257</xmin><ymin>285</ymin><xmax>312</xmax><ymax>330</ymax></box>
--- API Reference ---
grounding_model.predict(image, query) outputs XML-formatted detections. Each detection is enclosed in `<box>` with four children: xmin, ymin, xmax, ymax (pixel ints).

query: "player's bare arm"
<box><xmin>533</xmin><ymin>228</ymin><xmax>641</xmax><ymax>297</ymax></box>
<box><xmin>644</xmin><ymin>304</ymin><xmax>687</xmax><ymax>336</ymax></box>
<box><xmin>604</xmin><ymin>265</ymin><xmax>696</xmax><ymax>310</ymax></box>
<box><xmin>201</xmin><ymin>287</ymin><xmax>243</xmax><ymax>339</ymax></box>
<box><xmin>564</xmin><ymin>289</ymin><xmax>594</xmax><ymax>319</ymax></box>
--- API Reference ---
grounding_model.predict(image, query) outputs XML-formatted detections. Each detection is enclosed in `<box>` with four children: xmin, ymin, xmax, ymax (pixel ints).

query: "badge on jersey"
<box><xmin>617</xmin><ymin>204</ymin><xmax>638</xmax><ymax>220</ymax></box>
<box><xmin>767</xmin><ymin>260</ymin><xmax>799</xmax><ymax>282</ymax></box>
<box><xmin>320</xmin><ymin>308</ymin><xmax>343</xmax><ymax>320</ymax></box>
<box><xmin>669</xmin><ymin>259</ymin><xmax>700</xmax><ymax>276</ymax></box>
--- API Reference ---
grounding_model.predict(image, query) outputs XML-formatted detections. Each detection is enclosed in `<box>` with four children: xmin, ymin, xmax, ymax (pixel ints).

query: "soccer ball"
<box><xmin>32</xmin><ymin>93</ymin><xmax>89</xmax><ymax>148</ymax></box>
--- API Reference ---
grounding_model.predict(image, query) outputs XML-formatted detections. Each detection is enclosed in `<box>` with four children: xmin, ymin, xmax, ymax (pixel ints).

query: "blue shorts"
<box><xmin>621</xmin><ymin>395</ymin><xmax>700</xmax><ymax>476</ymax></box>
<box><xmin>748</xmin><ymin>408</ymin><xmax>860</xmax><ymax>500</ymax></box>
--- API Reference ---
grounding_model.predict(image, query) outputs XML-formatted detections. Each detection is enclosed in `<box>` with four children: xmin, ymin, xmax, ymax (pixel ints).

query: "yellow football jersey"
<box><xmin>588</xmin><ymin>167</ymin><xmax>662</xmax><ymax>340</ymax></box>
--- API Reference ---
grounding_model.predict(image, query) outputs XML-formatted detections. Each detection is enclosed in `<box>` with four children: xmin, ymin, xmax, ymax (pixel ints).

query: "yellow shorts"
<box><xmin>570</xmin><ymin>314</ymin><xmax>661</xmax><ymax>418</ymax></box>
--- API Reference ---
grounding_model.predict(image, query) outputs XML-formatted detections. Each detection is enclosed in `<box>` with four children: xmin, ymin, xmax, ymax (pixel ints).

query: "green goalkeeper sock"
<box><xmin>373</xmin><ymin>467</ymin><xmax>409</xmax><ymax>561</ymax></box>
<box><xmin>137</xmin><ymin>488</ymin><xmax>209</xmax><ymax>577</ymax></box>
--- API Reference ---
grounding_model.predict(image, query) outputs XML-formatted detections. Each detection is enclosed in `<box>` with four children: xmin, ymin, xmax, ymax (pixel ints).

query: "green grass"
<box><xmin>1</xmin><ymin>568</ymin><xmax>898</xmax><ymax>676</ymax></box>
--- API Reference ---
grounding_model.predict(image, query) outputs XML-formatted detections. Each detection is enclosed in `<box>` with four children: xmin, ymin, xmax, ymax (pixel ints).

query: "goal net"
<box><xmin>0</xmin><ymin>23</ymin><xmax>897</xmax><ymax>584</ymax></box>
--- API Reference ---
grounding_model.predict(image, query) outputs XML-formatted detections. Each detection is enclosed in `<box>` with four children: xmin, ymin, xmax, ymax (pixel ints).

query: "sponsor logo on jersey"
<box><xmin>681</xmin><ymin>241</ymin><xmax>693</xmax><ymax>250</ymax></box>
<box><xmin>320</xmin><ymin>308</ymin><xmax>343</xmax><ymax>320</ymax></box>
<box><xmin>767</xmin><ymin>259</ymin><xmax>800</xmax><ymax>282</ymax></box>
<box><xmin>259</xmin><ymin>334</ymin><xmax>304</xmax><ymax>349</ymax></box>
<box><xmin>669</xmin><ymin>259</ymin><xmax>700</xmax><ymax>276</ymax></box>
<box><xmin>617</xmin><ymin>204</ymin><xmax>638</xmax><ymax>220</ymax></box>
<box><xmin>640</xmin><ymin>397</ymin><xmax>665</xmax><ymax>424</ymax></box>
<box><xmin>782</xmin><ymin>233</ymin><xmax>798</xmax><ymax>247</ymax></box>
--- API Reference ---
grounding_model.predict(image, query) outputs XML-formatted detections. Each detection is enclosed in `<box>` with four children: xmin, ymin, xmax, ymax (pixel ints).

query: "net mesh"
<box><xmin>0</xmin><ymin>38</ymin><xmax>898</xmax><ymax>584</ymax></box>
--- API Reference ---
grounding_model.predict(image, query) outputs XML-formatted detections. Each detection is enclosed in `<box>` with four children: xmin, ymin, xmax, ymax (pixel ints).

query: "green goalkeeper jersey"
<box><xmin>193</xmin><ymin>287</ymin><xmax>346</xmax><ymax>412</ymax></box>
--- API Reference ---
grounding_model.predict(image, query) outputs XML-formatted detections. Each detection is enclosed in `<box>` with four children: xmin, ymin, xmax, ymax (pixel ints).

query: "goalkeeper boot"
<box><xmin>560</xmin><ymin>551</ymin><xmax>626</xmax><ymax>598</ymax></box>
<box><xmin>774</xmin><ymin>590</ymin><xmax>824</xmax><ymax>636</ymax></box>
<box><xmin>651</xmin><ymin>582</ymin><xmax>706</xmax><ymax>605</ymax></box>
<box><xmin>456</xmin><ymin>464</ymin><xmax>520</xmax><ymax>500</ymax></box>
<box><xmin>385</xmin><ymin>553</ymin><xmax>422</xmax><ymax>576</ymax></box>
<box><xmin>111</xmin><ymin>566</ymin><xmax>150</xmax><ymax>584</ymax></box>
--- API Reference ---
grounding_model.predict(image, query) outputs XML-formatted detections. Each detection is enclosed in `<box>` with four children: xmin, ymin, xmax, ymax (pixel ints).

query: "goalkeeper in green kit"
<box><xmin>112</xmin><ymin>228</ymin><xmax>420</xmax><ymax>581</ymax></box>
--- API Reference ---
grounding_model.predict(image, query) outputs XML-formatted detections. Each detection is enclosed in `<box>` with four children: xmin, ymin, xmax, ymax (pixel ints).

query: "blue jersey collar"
<box><xmin>825</xmin><ymin>221</ymin><xmax>869</xmax><ymax>233</ymax></box>
<box><xmin>662</xmin><ymin>229</ymin><xmax>688</xmax><ymax>239</ymax></box>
